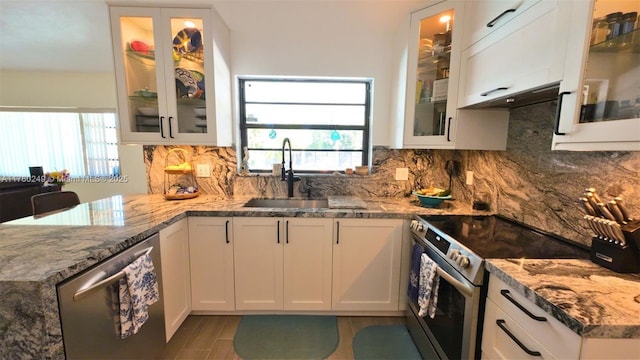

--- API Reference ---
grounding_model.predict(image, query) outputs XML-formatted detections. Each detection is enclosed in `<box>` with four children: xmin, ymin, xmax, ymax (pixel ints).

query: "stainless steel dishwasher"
<box><xmin>57</xmin><ymin>234</ymin><xmax>166</xmax><ymax>359</ymax></box>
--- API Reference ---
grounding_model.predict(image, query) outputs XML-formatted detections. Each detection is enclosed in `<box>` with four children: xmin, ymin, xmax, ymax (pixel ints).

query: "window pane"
<box><xmin>0</xmin><ymin>112</ymin><xmax>84</xmax><ymax>176</ymax></box>
<box><xmin>240</xmin><ymin>78</ymin><xmax>370</xmax><ymax>172</ymax></box>
<box><xmin>248</xmin><ymin>150</ymin><xmax>363</xmax><ymax>172</ymax></box>
<box><xmin>0</xmin><ymin>111</ymin><xmax>119</xmax><ymax>177</ymax></box>
<box><xmin>246</xmin><ymin>104</ymin><xmax>365</xmax><ymax>126</ymax></box>
<box><xmin>245</xmin><ymin>81</ymin><xmax>366</xmax><ymax>104</ymax></box>
<box><xmin>247</xmin><ymin>129</ymin><xmax>363</xmax><ymax>151</ymax></box>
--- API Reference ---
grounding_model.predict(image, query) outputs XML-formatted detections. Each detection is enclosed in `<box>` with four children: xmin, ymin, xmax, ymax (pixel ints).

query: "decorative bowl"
<box><xmin>412</xmin><ymin>191</ymin><xmax>452</xmax><ymax>208</ymax></box>
<box><xmin>136</xmin><ymin>107</ymin><xmax>159</xmax><ymax>116</ymax></box>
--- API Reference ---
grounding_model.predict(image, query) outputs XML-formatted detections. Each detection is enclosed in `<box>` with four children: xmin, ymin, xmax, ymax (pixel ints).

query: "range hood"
<box><xmin>462</xmin><ymin>83</ymin><xmax>561</xmax><ymax>109</ymax></box>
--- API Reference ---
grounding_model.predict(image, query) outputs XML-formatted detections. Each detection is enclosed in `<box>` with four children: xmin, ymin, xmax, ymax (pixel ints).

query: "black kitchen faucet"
<box><xmin>281</xmin><ymin>138</ymin><xmax>300</xmax><ymax>197</ymax></box>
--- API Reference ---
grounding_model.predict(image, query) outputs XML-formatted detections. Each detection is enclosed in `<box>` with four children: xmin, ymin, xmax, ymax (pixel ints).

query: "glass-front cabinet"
<box><xmin>553</xmin><ymin>0</ymin><xmax>640</xmax><ymax>151</ymax></box>
<box><xmin>392</xmin><ymin>0</ymin><xmax>510</xmax><ymax>150</ymax></box>
<box><xmin>403</xmin><ymin>1</ymin><xmax>460</xmax><ymax>148</ymax></box>
<box><xmin>109</xmin><ymin>6</ymin><xmax>231</xmax><ymax>145</ymax></box>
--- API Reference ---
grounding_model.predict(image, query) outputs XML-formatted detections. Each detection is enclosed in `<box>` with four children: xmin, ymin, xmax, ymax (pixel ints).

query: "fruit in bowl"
<box><xmin>412</xmin><ymin>187</ymin><xmax>452</xmax><ymax>207</ymax></box>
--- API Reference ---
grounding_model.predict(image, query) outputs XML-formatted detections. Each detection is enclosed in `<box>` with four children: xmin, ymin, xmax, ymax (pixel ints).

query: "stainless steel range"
<box><xmin>406</xmin><ymin>215</ymin><xmax>589</xmax><ymax>360</ymax></box>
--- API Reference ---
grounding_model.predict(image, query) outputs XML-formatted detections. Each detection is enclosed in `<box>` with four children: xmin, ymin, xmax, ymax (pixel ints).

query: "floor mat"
<box><xmin>233</xmin><ymin>315</ymin><xmax>339</xmax><ymax>359</ymax></box>
<box><xmin>352</xmin><ymin>325</ymin><xmax>422</xmax><ymax>360</ymax></box>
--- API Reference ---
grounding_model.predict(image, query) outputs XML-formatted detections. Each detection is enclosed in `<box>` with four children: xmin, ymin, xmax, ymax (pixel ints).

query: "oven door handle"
<box><xmin>436</xmin><ymin>267</ymin><xmax>474</xmax><ymax>298</ymax></box>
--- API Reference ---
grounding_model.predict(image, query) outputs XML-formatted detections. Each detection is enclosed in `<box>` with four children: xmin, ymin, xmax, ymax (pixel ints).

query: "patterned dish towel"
<box><xmin>407</xmin><ymin>243</ymin><xmax>423</xmax><ymax>303</ymax></box>
<box><xmin>119</xmin><ymin>253</ymin><xmax>159</xmax><ymax>339</ymax></box>
<box><xmin>418</xmin><ymin>253</ymin><xmax>440</xmax><ymax>318</ymax></box>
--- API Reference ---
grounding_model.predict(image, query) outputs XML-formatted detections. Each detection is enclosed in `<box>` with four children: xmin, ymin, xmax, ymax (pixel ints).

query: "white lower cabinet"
<box><xmin>188</xmin><ymin>217</ymin><xmax>234</xmax><ymax>312</ymax></box>
<box><xmin>233</xmin><ymin>217</ymin><xmax>333</xmax><ymax>311</ymax></box>
<box><xmin>331</xmin><ymin>218</ymin><xmax>403</xmax><ymax>311</ymax></box>
<box><xmin>159</xmin><ymin>218</ymin><xmax>191</xmax><ymax>342</ymax></box>
<box><xmin>483</xmin><ymin>274</ymin><xmax>639</xmax><ymax>359</ymax></box>
<box><xmin>483</xmin><ymin>275</ymin><xmax>580</xmax><ymax>359</ymax></box>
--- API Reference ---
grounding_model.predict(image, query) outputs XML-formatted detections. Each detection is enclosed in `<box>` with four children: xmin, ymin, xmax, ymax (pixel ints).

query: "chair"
<box><xmin>31</xmin><ymin>191</ymin><xmax>80</xmax><ymax>216</ymax></box>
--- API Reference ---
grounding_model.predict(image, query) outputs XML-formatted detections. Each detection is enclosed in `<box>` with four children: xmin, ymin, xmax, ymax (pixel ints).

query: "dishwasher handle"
<box><xmin>73</xmin><ymin>246</ymin><xmax>153</xmax><ymax>302</ymax></box>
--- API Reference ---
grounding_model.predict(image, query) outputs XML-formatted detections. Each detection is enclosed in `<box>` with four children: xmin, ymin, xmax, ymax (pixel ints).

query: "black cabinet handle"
<box><xmin>500</xmin><ymin>290</ymin><xmax>547</xmax><ymax>321</ymax></box>
<box><xmin>225</xmin><ymin>220</ymin><xmax>230</xmax><ymax>244</ymax></box>
<box><xmin>480</xmin><ymin>87</ymin><xmax>510</xmax><ymax>96</ymax></box>
<box><xmin>336</xmin><ymin>221</ymin><xmax>340</xmax><ymax>244</ymax></box>
<box><xmin>168</xmin><ymin>116</ymin><xmax>174</xmax><ymax>138</ymax></box>
<box><xmin>277</xmin><ymin>220</ymin><xmax>280</xmax><ymax>244</ymax></box>
<box><xmin>554</xmin><ymin>91</ymin><xmax>571</xmax><ymax>135</ymax></box>
<box><xmin>159</xmin><ymin>116</ymin><xmax>166</xmax><ymax>138</ymax></box>
<box><xmin>496</xmin><ymin>319</ymin><xmax>542</xmax><ymax>356</ymax></box>
<box><xmin>285</xmin><ymin>220</ymin><xmax>289</xmax><ymax>244</ymax></box>
<box><xmin>487</xmin><ymin>8</ymin><xmax>517</xmax><ymax>27</ymax></box>
<box><xmin>446</xmin><ymin>117</ymin><xmax>452</xmax><ymax>142</ymax></box>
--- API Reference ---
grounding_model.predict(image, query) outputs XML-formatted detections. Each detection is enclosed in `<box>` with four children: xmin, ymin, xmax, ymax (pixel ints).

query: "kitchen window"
<box><xmin>239</xmin><ymin>78</ymin><xmax>371</xmax><ymax>173</ymax></box>
<box><xmin>0</xmin><ymin>110</ymin><xmax>120</xmax><ymax>177</ymax></box>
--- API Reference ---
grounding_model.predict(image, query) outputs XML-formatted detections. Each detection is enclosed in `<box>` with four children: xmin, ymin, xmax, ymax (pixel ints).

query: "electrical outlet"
<box><xmin>466</xmin><ymin>171</ymin><xmax>474</xmax><ymax>185</ymax></box>
<box><xmin>395</xmin><ymin>168</ymin><xmax>409</xmax><ymax>181</ymax></box>
<box><xmin>196</xmin><ymin>164</ymin><xmax>210</xmax><ymax>178</ymax></box>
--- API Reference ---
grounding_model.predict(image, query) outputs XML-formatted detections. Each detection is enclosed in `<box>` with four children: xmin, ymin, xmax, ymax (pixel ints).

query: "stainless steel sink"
<box><xmin>243</xmin><ymin>198</ymin><xmax>329</xmax><ymax>209</ymax></box>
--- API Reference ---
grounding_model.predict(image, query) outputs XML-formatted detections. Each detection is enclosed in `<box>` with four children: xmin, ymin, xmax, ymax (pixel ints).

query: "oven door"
<box><xmin>407</xmin><ymin>234</ymin><xmax>483</xmax><ymax>360</ymax></box>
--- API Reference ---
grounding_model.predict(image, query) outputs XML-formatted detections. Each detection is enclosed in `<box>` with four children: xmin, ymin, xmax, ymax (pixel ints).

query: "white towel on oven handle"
<box><xmin>418</xmin><ymin>253</ymin><xmax>440</xmax><ymax>318</ymax></box>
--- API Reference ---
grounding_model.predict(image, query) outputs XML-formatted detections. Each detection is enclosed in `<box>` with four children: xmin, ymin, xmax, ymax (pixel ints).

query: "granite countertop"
<box><xmin>485</xmin><ymin>259</ymin><xmax>640</xmax><ymax>339</ymax></box>
<box><xmin>2</xmin><ymin>194</ymin><xmax>639</xmax><ymax>358</ymax></box>
<box><xmin>0</xmin><ymin>194</ymin><xmax>467</xmax><ymax>283</ymax></box>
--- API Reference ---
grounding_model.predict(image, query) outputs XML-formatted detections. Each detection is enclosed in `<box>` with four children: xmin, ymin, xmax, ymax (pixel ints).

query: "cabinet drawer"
<box><xmin>487</xmin><ymin>276</ymin><xmax>580</xmax><ymax>359</ymax></box>
<box><xmin>463</xmin><ymin>0</ymin><xmax>542</xmax><ymax>48</ymax></box>
<box><xmin>482</xmin><ymin>298</ymin><xmax>555</xmax><ymax>359</ymax></box>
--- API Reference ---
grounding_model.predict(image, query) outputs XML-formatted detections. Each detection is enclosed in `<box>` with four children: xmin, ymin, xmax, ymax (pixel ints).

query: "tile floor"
<box><xmin>160</xmin><ymin>315</ymin><xmax>406</xmax><ymax>360</ymax></box>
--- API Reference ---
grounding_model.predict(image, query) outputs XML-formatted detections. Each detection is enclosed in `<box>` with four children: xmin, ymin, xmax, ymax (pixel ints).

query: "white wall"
<box><xmin>0</xmin><ymin>0</ymin><xmax>426</xmax><ymax>201</ymax></box>
<box><xmin>0</xmin><ymin>70</ymin><xmax>147</xmax><ymax>202</ymax></box>
<box><xmin>214</xmin><ymin>0</ymin><xmax>424</xmax><ymax>147</ymax></box>
<box><xmin>0</xmin><ymin>71</ymin><xmax>117</xmax><ymax>109</ymax></box>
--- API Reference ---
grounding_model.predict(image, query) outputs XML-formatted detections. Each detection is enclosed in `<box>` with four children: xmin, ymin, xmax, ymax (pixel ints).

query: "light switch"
<box><xmin>196</xmin><ymin>164</ymin><xmax>210</xmax><ymax>177</ymax></box>
<box><xmin>395</xmin><ymin>167</ymin><xmax>409</xmax><ymax>181</ymax></box>
<box><xmin>466</xmin><ymin>171</ymin><xmax>474</xmax><ymax>185</ymax></box>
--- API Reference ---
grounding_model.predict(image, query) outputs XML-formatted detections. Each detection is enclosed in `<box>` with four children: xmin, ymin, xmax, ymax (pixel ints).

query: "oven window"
<box><xmin>423</xmin><ymin>278</ymin><xmax>466</xmax><ymax>360</ymax></box>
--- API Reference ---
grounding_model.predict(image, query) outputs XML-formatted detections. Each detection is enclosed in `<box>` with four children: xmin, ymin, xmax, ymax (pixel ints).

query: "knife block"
<box><xmin>590</xmin><ymin>220</ymin><xmax>640</xmax><ymax>273</ymax></box>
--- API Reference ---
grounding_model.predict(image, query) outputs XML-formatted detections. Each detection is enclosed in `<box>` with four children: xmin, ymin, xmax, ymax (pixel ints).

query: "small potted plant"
<box><xmin>45</xmin><ymin>169</ymin><xmax>70</xmax><ymax>188</ymax></box>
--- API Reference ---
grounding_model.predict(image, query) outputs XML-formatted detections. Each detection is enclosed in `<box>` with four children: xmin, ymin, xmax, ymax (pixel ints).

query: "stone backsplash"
<box><xmin>144</xmin><ymin>101</ymin><xmax>639</xmax><ymax>246</ymax></box>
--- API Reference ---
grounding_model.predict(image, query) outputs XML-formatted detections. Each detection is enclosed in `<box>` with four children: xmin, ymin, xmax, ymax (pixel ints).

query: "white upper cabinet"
<box><xmin>461</xmin><ymin>0</ymin><xmax>543</xmax><ymax>48</ymax></box>
<box><xmin>391</xmin><ymin>0</ymin><xmax>510</xmax><ymax>150</ymax></box>
<box><xmin>457</xmin><ymin>0</ymin><xmax>572</xmax><ymax>108</ymax></box>
<box><xmin>552</xmin><ymin>0</ymin><xmax>640</xmax><ymax>151</ymax></box>
<box><xmin>109</xmin><ymin>6</ymin><xmax>232</xmax><ymax>145</ymax></box>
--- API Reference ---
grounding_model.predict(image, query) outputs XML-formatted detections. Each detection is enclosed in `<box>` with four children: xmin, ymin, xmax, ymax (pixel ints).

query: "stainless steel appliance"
<box><xmin>57</xmin><ymin>234</ymin><xmax>165</xmax><ymax>359</ymax></box>
<box><xmin>406</xmin><ymin>215</ymin><xmax>589</xmax><ymax>360</ymax></box>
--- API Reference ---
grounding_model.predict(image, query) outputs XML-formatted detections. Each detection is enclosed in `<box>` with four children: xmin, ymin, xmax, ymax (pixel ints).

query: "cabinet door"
<box><xmin>110</xmin><ymin>6</ymin><xmax>232</xmax><ymax>145</ymax></box>
<box><xmin>283</xmin><ymin>218</ymin><xmax>333</xmax><ymax>311</ymax></box>
<box><xmin>159</xmin><ymin>218</ymin><xmax>191</xmax><ymax>342</ymax></box>
<box><xmin>188</xmin><ymin>217</ymin><xmax>234</xmax><ymax>311</ymax></box>
<box><xmin>332</xmin><ymin>218</ymin><xmax>403</xmax><ymax>311</ymax></box>
<box><xmin>403</xmin><ymin>1</ymin><xmax>464</xmax><ymax>148</ymax></box>
<box><xmin>553</xmin><ymin>0</ymin><xmax>640</xmax><ymax>151</ymax></box>
<box><xmin>458</xmin><ymin>0</ymin><xmax>570</xmax><ymax>108</ymax></box>
<box><xmin>233</xmin><ymin>217</ymin><xmax>283</xmax><ymax>310</ymax></box>
<box><xmin>110</xmin><ymin>6</ymin><xmax>168</xmax><ymax>144</ymax></box>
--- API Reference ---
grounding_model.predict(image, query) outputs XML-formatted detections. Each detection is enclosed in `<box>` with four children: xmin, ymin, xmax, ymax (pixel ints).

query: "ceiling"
<box><xmin>0</xmin><ymin>0</ymin><xmax>427</xmax><ymax>73</ymax></box>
